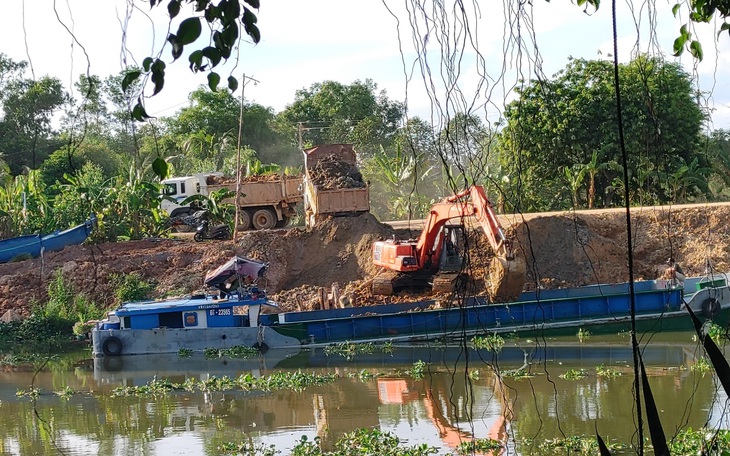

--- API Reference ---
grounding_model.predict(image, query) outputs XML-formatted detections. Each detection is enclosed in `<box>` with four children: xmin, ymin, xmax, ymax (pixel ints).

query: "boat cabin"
<box><xmin>104</xmin><ymin>294</ymin><xmax>279</xmax><ymax>331</ymax></box>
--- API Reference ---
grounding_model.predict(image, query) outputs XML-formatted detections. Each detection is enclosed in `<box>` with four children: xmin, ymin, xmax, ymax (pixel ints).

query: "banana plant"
<box><xmin>0</xmin><ymin>168</ymin><xmax>53</xmax><ymax>236</ymax></box>
<box><xmin>362</xmin><ymin>144</ymin><xmax>434</xmax><ymax>219</ymax></box>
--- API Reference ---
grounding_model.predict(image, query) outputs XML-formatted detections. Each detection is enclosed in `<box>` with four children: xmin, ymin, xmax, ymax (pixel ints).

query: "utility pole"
<box><xmin>234</xmin><ymin>73</ymin><xmax>260</xmax><ymax>242</ymax></box>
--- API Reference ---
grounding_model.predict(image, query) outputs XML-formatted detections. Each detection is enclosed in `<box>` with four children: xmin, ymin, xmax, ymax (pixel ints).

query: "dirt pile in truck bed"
<box><xmin>207</xmin><ymin>173</ymin><xmax>291</xmax><ymax>185</ymax></box>
<box><xmin>308</xmin><ymin>155</ymin><xmax>366</xmax><ymax>190</ymax></box>
<box><xmin>1</xmin><ymin>204</ymin><xmax>730</xmax><ymax>317</ymax></box>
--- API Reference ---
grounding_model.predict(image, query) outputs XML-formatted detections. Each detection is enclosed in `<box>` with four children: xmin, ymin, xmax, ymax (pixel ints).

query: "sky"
<box><xmin>2</xmin><ymin>0</ymin><xmax>730</xmax><ymax>130</ymax></box>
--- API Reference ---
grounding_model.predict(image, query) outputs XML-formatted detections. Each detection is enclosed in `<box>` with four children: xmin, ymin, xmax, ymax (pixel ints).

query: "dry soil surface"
<box><xmin>1</xmin><ymin>204</ymin><xmax>729</xmax><ymax>317</ymax></box>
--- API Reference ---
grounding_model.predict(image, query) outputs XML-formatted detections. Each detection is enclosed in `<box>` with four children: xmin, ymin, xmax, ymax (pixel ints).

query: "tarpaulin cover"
<box><xmin>204</xmin><ymin>256</ymin><xmax>267</xmax><ymax>288</ymax></box>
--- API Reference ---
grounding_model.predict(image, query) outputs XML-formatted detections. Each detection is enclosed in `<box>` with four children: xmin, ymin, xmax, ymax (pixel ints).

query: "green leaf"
<box><xmin>672</xmin><ymin>3</ymin><xmax>681</xmax><ymax>16</ymax></box>
<box><xmin>689</xmin><ymin>40</ymin><xmax>704</xmax><ymax>60</ymax></box>
<box><xmin>244</xmin><ymin>22</ymin><xmax>260</xmax><ymax>44</ymax></box>
<box><xmin>151</xmin><ymin>59</ymin><xmax>166</xmax><ymax>72</ymax></box>
<box><xmin>122</xmin><ymin>70</ymin><xmax>141</xmax><ymax>93</ymax></box>
<box><xmin>131</xmin><ymin>100</ymin><xmax>150</xmax><ymax>122</ymax></box>
<box><xmin>208</xmin><ymin>72</ymin><xmax>220</xmax><ymax>91</ymax></box>
<box><xmin>176</xmin><ymin>17</ymin><xmax>202</xmax><ymax>45</ymax></box>
<box><xmin>719</xmin><ymin>22</ymin><xmax>730</xmax><ymax>38</ymax></box>
<box><xmin>202</xmin><ymin>46</ymin><xmax>222</xmax><ymax>67</ymax></box>
<box><xmin>204</xmin><ymin>4</ymin><xmax>220</xmax><ymax>22</ymax></box>
<box><xmin>189</xmin><ymin>50</ymin><xmax>204</xmax><ymax>71</ymax></box>
<box><xmin>220</xmin><ymin>23</ymin><xmax>239</xmax><ymax>47</ymax></box>
<box><xmin>244</xmin><ymin>0</ymin><xmax>260</xmax><ymax>8</ymax></box>
<box><xmin>168</xmin><ymin>34</ymin><xmax>183</xmax><ymax>60</ymax></box>
<box><xmin>151</xmin><ymin>67</ymin><xmax>165</xmax><ymax>96</ymax></box>
<box><xmin>227</xmin><ymin>75</ymin><xmax>238</xmax><ymax>92</ymax></box>
<box><xmin>142</xmin><ymin>57</ymin><xmax>154</xmax><ymax>72</ymax></box>
<box><xmin>167</xmin><ymin>0</ymin><xmax>181</xmax><ymax>18</ymax></box>
<box><xmin>673</xmin><ymin>35</ymin><xmax>687</xmax><ymax>56</ymax></box>
<box><xmin>224</xmin><ymin>0</ymin><xmax>240</xmax><ymax>19</ymax></box>
<box><xmin>152</xmin><ymin>158</ymin><xmax>169</xmax><ymax>180</ymax></box>
<box><xmin>243</xmin><ymin>8</ymin><xmax>258</xmax><ymax>25</ymax></box>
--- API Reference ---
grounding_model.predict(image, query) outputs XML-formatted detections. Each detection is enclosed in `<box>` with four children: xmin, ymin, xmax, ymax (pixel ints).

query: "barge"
<box><xmin>92</xmin><ymin>257</ymin><xmax>730</xmax><ymax>357</ymax></box>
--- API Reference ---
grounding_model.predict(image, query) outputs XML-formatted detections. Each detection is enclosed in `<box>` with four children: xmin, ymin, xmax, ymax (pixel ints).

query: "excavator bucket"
<box><xmin>487</xmin><ymin>255</ymin><xmax>526</xmax><ymax>302</ymax></box>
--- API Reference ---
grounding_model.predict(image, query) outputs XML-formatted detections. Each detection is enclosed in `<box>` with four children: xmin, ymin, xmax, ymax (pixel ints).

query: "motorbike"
<box><xmin>168</xmin><ymin>209</ymin><xmax>210</xmax><ymax>231</ymax></box>
<box><xmin>194</xmin><ymin>219</ymin><xmax>231</xmax><ymax>242</ymax></box>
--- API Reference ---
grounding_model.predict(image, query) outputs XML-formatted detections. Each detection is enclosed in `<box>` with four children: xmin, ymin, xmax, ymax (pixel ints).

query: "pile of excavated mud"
<box><xmin>1</xmin><ymin>204</ymin><xmax>730</xmax><ymax>317</ymax></box>
<box><xmin>207</xmin><ymin>173</ymin><xmax>289</xmax><ymax>185</ymax></box>
<box><xmin>308</xmin><ymin>154</ymin><xmax>366</xmax><ymax>190</ymax></box>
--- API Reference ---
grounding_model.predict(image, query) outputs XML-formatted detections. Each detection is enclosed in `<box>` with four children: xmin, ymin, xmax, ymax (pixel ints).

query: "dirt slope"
<box><xmin>1</xmin><ymin>205</ymin><xmax>728</xmax><ymax>317</ymax></box>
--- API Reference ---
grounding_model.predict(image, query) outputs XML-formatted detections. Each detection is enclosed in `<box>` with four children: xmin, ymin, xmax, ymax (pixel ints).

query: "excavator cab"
<box><xmin>438</xmin><ymin>226</ymin><xmax>466</xmax><ymax>272</ymax></box>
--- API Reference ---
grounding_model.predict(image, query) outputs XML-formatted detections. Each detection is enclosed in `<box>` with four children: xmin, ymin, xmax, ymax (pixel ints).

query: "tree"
<box><xmin>499</xmin><ymin>55</ymin><xmax>708</xmax><ymax>211</ymax></box>
<box><xmin>163</xmin><ymin>86</ymin><xmax>286</xmax><ymax>171</ymax></box>
<box><xmin>277</xmin><ymin>79</ymin><xmax>405</xmax><ymax>158</ymax></box>
<box><xmin>0</xmin><ymin>76</ymin><xmax>68</xmax><ymax>173</ymax></box>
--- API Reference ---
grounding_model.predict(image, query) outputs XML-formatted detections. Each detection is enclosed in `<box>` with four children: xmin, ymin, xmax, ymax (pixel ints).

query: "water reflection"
<box><xmin>1</xmin><ymin>337</ymin><xmax>728</xmax><ymax>455</ymax></box>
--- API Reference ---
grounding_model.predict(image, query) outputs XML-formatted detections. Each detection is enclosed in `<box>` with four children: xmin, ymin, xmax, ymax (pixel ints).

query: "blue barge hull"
<box><xmin>275</xmin><ymin>283</ymin><xmax>684</xmax><ymax>344</ymax></box>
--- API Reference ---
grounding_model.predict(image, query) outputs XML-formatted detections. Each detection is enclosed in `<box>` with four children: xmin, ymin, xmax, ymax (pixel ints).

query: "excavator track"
<box><xmin>432</xmin><ymin>272</ymin><xmax>466</xmax><ymax>294</ymax></box>
<box><xmin>372</xmin><ymin>271</ymin><xmax>398</xmax><ymax>295</ymax></box>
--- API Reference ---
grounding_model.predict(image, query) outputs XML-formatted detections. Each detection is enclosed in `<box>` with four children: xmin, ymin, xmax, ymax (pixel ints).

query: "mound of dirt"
<box><xmin>1</xmin><ymin>204</ymin><xmax>730</xmax><ymax>317</ymax></box>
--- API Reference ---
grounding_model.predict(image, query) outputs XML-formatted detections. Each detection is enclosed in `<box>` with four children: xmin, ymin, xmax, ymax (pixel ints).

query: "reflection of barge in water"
<box><xmin>93</xmin><ymin>341</ymin><xmax>705</xmax><ymax>383</ymax></box>
<box><xmin>92</xmin><ymin>256</ymin><xmax>730</xmax><ymax>357</ymax></box>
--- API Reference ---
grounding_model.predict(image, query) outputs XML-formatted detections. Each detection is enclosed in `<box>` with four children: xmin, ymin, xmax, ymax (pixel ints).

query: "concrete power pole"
<box><xmin>234</xmin><ymin>73</ymin><xmax>260</xmax><ymax>242</ymax></box>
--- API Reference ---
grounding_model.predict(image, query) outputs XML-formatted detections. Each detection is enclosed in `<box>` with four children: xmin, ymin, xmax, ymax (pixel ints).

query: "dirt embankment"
<box><xmin>1</xmin><ymin>205</ymin><xmax>729</xmax><ymax>317</ymax></box>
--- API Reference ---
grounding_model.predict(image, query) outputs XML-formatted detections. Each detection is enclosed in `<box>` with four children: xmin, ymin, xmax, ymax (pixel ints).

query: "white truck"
<box><xmin>161</xmin><ymin>172</ymin><xmax>304</xmax><ymax>230</ymax></box>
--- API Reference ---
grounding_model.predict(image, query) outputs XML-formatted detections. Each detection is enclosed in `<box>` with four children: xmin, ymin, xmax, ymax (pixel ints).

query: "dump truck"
<box><xmin>302</xmin><ymin>144</ymin><xmax>370</xmax><ymax>227</ymax></box>
<box><xmin>161</xmin><ymin>172</ymin><xmax>304</xmax><ymax>230</ymax></box>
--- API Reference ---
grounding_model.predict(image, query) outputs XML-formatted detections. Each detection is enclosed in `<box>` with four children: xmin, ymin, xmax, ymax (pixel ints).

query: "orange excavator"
<box><xmin>372</xmin><ymin>185</ymin><xmax>526</xmax><ymax>301</ymax></box>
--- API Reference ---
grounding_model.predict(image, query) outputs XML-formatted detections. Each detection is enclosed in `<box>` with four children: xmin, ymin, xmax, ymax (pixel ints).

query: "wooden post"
<box><xmin>332</xmin><ymin>283</ymin><xmax>341</xmax><ymax>308</ymax></box>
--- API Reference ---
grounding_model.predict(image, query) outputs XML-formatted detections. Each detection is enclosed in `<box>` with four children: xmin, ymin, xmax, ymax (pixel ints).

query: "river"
<box><xmin>1</xmin><ymin>332</ymin><xmax>728</xmax><ymax>455</ymax></box>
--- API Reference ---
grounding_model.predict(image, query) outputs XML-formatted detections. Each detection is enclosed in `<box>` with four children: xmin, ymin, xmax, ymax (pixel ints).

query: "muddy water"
<box><xmin>1</xmin><ymin>334</ymin><xmax>728</xmax><ymax>455</ymax></box>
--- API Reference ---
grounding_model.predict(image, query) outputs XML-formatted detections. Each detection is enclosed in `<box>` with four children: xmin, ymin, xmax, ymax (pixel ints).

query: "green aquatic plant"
<box><xmin>577</xmin><ymin>328</ymin><xmax>591</xmax><ymax>342</ymax></box>
<box><xmin>534</xmin><ymin>435</ymin><xmax>601</xmax><ymax>454</ymax></box>
<box><xmin>0</xmin><ymin>352</ymin><xmax>57</xmax><ymax>366</ymax></box>
<box><xmin>218</xmin><ymin>441</ymin><xmax>279</xmax><ymax>456</ymax></box>
<box><xmin>199</xmin><ymin>375</ymin><xmax>237</xmax><ymax>392</ymax></box>
<box><xmin>706</xmin><ymin>323</ymin><xmax>729</xmax><ymax>343</ymax></box>
<box><xmin>502</xmin><ymin>369</ymin><xmax>533</xmax><ymax>379</ymax></box>
<box><xmin>472</xmin><ymin>334</ymin><xmax>505</xmax><ymax>352</ymax></box>
<box><xmin>407</xmin><ymin>360</ymin><xmax>427</xmax><ymax>379</ymax></box>
<box><xmin>346</xmin><ymin>369</ymin><xmax>380</xmax><ymax>380</ymax></box>
<box><xmin>323</xmin><ymin>341</ymin><xmax>375</xmax><ymax>359</ymax></box>
<box><xmin>15</xmin><ymin>387</ymin><xmax>41</xmax><ymax>399</ymax></box>
<box><xmin>54</xmin><ymin>386</ymin><xmax>75</xmax><ymax>399</ymax></box>
<box><xmin>203</xmin><ymin>345</ymin><xmax>258</xmax><ymax>359</ymax></box>
<box><xmin>596</xmin><ymin>364</ymin><xmax>621</xmax><ymax>378</ymax></box>
<box><xmin>178</xmin><ymin>348</ymin><xmax>193</xmax><ymax>358</ymax></box>
<box><xmin>560</xmin><ymin>369</ymin><xmax>588</xmax><ymax>380</ymax></box>
<box><xmin>237</xmin><ymin>370</ymin><xmax>339</xmax><ymax>392</ymax></box>
<box><xmin>690</xmin><ymin>356</ymin><xmax>712</xmax><ymax>374</ymax></box>
<box><xmin>456</xmin><ymin>438</ymin><xmax>502</xmax><ymax>455</ymax></box>
<box><xmin>669</xmin><ymin>428</ymin><xmax>730</xmax><ymax>454</ymax></box>
<box><xmin>112</xmin><ymin>376</ymin><xmax>175</xmax><ymax>397</ymax></box>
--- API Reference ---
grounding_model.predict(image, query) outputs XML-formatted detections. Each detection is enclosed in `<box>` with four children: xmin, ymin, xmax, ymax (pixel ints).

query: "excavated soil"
<box><xmin>308</xmin><ymin>154</ymin><xmax>366</xmax><ymax>190</ymax></box>
<box><xmin>1</xmin><ymin>205</ymin><xmax>729</xmax><ymax>317</ymax></box>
